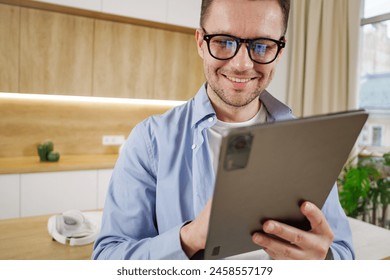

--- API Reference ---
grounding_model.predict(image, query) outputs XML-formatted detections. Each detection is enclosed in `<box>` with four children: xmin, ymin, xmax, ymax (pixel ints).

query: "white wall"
<box><xmin>36</xmin><ymin>0</ymin><xmax>202</xmax><ymax>28</ymax></box>
<box><xmin>36</xmin><ymin>0</ymin><xmax>102</xmax><ymax>12</ymax></box>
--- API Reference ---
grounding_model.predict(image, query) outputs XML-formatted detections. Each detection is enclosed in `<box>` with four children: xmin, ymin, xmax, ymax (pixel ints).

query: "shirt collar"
<box><xmin>191</xmin><ymin>83</ymin><xmax>216</xmax><ymax>128</ymax></box>
<box><xmin>190</xmin><ymin>83</ymin><xmax>293</xmax><ymax>128</ymax></box>
<box><xmin>259</xmin><ymin>90</ymin><xmax>293</xmax><ymax>122</ymax></box>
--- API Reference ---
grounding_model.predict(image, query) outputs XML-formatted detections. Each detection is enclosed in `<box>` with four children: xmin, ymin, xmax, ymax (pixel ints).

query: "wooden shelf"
<box><xmin>0</xmin><ymin>154</ymin><xmax>118</xmax><ymax>174</ymax></box>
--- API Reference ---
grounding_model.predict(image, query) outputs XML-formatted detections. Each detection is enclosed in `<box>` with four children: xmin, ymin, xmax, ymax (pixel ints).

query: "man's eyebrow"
<box><xmin>205</xmin><ymin>29</ymin><xmax>280</xmax><ymax>39</ymax></box>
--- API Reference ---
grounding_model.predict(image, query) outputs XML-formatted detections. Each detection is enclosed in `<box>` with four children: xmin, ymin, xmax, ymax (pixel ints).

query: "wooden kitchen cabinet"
<box><xmin>19</xmin><ymin>7</ymin><xmax>94</xmax><ymax>96</ymax></box>
<box><xmin>0</xmin><ymin>3</ymin><xmax>19</xmax><ymax>93</ymax></box>
<box><xmin>0</xmin><ymin>0</ymin><xmax>204</xmax><ymax>100</ymax></box>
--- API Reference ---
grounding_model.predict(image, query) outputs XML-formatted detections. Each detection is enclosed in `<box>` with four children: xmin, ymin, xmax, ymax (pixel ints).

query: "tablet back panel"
<box><xmin>204</xmin><ymin>110</ymin><xmax>368</xmax><ymax>259</ymax></box>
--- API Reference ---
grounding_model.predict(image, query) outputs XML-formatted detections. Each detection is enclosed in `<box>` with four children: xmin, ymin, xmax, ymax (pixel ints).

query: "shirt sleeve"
<box><xmin>322</xmin><ymin>184</ymin><xmax>355</xmax><ymax>260</ymax></box>
<box><xmin>92</xmin><ymin>122</ymin><xmax>189</xmax><ymax>260</ymax></box>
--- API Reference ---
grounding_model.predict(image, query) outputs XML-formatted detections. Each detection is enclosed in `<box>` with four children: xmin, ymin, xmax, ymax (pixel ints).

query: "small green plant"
<box><xmin>37</xmin><ymin>141</ymin><xmax>60</xmax><ymax>162</ymax></box>
<box><xmin>338</xmin><ymin>152</ymin><xmax>390</xmax><ymax>228</ymax></box>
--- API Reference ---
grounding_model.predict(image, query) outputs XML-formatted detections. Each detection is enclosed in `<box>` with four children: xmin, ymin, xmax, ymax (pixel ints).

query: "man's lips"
<box><xmin>223</xmin><ymin>74</ymin><xmax>257</xmax><ymax>83</ymax></box>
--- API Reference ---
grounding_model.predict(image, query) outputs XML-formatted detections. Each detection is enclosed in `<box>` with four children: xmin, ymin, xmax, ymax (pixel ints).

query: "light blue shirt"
<box><xmin>92</xmin><ymin>84</ymin><xmax>355</xmax><ymax>260</ymax></box>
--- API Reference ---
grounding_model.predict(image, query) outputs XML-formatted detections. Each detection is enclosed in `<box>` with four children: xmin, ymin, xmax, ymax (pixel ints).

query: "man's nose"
<box><xmin>229</xmin><ymin>44</ymin><xmax>254</xmax><ymax>71</ymax></box>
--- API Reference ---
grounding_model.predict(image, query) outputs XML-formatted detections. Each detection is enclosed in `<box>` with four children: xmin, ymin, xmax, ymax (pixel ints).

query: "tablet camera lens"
<box><xmin>225</xmin><ymin>133</ymin><xmax>253</xmax><ymax>171</ymax></box>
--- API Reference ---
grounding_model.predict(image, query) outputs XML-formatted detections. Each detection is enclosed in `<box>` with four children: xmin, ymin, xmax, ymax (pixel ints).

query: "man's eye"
<box><xmin>215</xmin><ymin>39</ymin><xmax>236</xmax><ymax>49</ymax></box>
<box><xmin>253</xmin><ymin>44</ymin><xmax>267</xmax><ymax>55</ymax></box>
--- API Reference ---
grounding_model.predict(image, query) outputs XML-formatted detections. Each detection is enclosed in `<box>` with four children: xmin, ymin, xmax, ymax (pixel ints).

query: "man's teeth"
<box><xmin>227</xmin><ymin>76</ymin><xmax>251</xmax><ymax>83</ymax></box>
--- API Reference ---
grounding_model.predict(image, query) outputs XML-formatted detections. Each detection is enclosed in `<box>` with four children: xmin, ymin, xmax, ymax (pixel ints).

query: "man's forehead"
<box><xmin>204</xmin><ymin>0</ymin><xmax>284</xmax><ymax>38</ymax></box>
<box><xmin>205</xmin><ymin>0</ymin><xmax>283</xmax><ymax>22</ymax></box>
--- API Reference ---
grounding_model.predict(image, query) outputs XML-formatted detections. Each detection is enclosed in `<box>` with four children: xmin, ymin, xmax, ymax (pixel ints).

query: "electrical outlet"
<box><xmin>102</xmin><ymin>135</ymin><xmax>125</xmax><ymax>146</ymax></box>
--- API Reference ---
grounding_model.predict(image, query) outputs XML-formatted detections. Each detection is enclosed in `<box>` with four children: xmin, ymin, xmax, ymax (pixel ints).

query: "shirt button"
<box><xmin>208</xmin><ymin>117</ymin><xmax>214</xmax><ymax>123</ymax></box>
<box><xmin>192</xmin><ymin>144</ymin><xmax>197</xmax><ymax>150</ymax></box>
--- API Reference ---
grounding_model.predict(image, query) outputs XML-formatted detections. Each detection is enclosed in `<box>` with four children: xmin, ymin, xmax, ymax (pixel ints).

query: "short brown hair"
<box><xmin>200</xmin><ymin>0</ymin><xmax>291</xmax><ymax>36</ymax></box>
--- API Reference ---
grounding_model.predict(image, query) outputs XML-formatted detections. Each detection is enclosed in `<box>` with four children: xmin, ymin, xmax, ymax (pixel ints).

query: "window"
<box><xmin>372</xmin><ymin>125</ymin><xmax>384</xmax><ymax>146</ymax></box>
<box><xmin>359</xmin><ymin>0</ymin><xmax>390</xmax><ymax>152</ymax></box>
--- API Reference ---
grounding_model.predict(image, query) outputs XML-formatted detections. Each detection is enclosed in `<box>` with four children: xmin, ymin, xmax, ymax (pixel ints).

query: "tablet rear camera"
<box><xmin>224</xmin><ymin>133</ymin><xmax>253</xmax><ymax>171</ymax></box>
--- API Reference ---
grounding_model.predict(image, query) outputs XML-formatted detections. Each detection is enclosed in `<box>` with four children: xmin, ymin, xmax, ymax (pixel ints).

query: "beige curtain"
<box><xmin>287</xmin><ymin>0</ymin><xmax>361</xmax><ymax>117</ymax></box>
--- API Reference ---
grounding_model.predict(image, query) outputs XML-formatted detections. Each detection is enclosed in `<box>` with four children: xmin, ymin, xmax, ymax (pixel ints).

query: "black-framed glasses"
<box><xmin>202</xmin><ymin>30</ymin><xmax>285</xmax><ymax>64</ymax></box>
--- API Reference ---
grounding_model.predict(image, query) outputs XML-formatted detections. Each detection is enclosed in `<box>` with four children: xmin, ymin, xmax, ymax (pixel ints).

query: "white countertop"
<box><xmin>349</xmin><ymin>217</ymin><xmax>390</xmax><ymax>260</ymax></box>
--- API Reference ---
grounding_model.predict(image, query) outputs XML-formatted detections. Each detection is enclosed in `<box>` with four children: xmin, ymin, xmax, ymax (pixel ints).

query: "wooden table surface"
<box><xmin>1</xmin><ymin>214</ymin><xmax>389</xmax><ymax>260</ymax></box>
<box><xmin>0</xmin><ymin>214</ymin><xmax>94</xmax><ymax>260</ymax></box>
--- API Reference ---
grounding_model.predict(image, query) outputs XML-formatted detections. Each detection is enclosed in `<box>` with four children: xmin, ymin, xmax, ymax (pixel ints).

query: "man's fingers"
<box><xmin>256</xmin><ymin>202</ymin><xmax>333</xmax><ymax>253</ymax></box>
<box><xmin>301</xmin><ymin>202</ymin><xmax>333</xmax><ymax>239</ymax></box>
<box><xmin>252</xmin><ymin>232</ymin><xmax>305</xmax><ymax>260</ymax></box>
<box><xmin>251</xmin><ymin>201</ymin><xmax>334</xmax><ymax>259</ymax></box>
<box><xmin>261</xmin><ymin>220</ymin><xmax>313</xmax><ymax>249</ymax></box>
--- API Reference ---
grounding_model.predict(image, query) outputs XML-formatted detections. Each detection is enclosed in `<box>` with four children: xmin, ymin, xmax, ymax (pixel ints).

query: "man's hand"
<box><xmin>180</xmin><ymin>199</ymin><xmax>212</xmax><ymax>258</ymax></box>
<box><xmin>252</xmin><ymin>201</ymin><xmax>334</xmax><ymax>260</ymax></box>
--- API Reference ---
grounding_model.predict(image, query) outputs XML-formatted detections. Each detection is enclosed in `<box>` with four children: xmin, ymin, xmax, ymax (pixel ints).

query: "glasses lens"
<box><xmin>208</xmin><ymin>35</ymin><xmax>237</xmax><ymax>59</ymax></box>
<box><xmin>249</xmin><ymin>39</ymin><xmax>279</xmax><ymax>63</ymax></box>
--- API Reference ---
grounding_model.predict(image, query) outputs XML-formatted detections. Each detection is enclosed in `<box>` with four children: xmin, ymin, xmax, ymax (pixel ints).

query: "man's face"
<box><xmin>196</xmin><ymin>0</ymin><xmax>285</xmax><ymax>115</ymax></box>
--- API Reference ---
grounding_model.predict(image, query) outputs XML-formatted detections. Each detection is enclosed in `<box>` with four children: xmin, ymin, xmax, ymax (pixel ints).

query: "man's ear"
<box><xmin>195</xmin><ymin>29</ymin><xmax>205</xmax><ymax>59</ymax></box>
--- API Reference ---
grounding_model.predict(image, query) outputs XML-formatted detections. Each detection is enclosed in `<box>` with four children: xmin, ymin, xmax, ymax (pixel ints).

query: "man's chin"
<box><xmin>220</xmin><ymin>96</ymin><xmax>259</xmax><ymax>108</ymax></box>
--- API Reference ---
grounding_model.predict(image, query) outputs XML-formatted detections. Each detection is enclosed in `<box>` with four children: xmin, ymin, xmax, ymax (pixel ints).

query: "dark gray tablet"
<box><xmin>204</xmin><ymin>110</ymin><xmax>368</xmax><ymax>259</ymax></box>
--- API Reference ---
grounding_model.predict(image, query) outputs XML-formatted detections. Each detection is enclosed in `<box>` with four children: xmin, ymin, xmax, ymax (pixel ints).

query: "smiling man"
<box><xmin>92</xmin><ymin>0</ymin><xmax>354</xmax><ymax>260</ymax></box>
<box><xmin>197</xmin><ymin>0</ymin><xmax>286</xmax><ymax>123</ymax></box>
